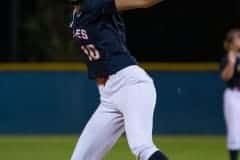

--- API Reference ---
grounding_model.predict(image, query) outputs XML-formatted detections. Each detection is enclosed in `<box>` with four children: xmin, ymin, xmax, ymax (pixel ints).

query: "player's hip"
<box><xmin>97</xmin><ymin>65</ymin><xmax>154</xmax><ymax>95</ymax></box>
<box><xmin>224</xmin><ymin>88</ymin><xmax>240</xmax><ymax>99</ymax></box>
<box><xmin>224</xmin><ymin>88</ymin><xmax>240</xmax><ymax>110</ymax></box>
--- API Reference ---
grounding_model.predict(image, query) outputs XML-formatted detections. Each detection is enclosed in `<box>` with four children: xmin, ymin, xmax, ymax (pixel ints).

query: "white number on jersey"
<box><xmin>81</xmin><ymin>44</ymin><xmax>101</xmax><ymax>61</ymax></box>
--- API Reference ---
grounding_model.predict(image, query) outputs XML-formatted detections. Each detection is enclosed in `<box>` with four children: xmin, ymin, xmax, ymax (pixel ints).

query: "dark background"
<box><xmin>0</xmin><ymin>0</ymin><xmax>240</xmax><ymax>62</ymax></box>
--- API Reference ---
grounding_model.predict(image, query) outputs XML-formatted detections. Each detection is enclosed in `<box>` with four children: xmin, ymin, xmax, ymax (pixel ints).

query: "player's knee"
<box><xmin>148</xmin><ymin>151</ymin><xmax>168</xmax><ymax>160</ymax></box>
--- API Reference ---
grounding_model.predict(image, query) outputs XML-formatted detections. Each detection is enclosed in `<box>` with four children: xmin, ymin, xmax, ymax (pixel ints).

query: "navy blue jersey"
<box><xmin>70</xmin><ymin>0</ymin><xmax>137</xmax><ymax>79</ymax></box>
<box><xmin>220</xmin><ymin>55</ymin><xmax>240</xmax><ymax>88</ymax></box>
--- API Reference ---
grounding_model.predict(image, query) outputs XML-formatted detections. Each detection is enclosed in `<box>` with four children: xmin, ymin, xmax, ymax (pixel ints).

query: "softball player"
<box><xmin>69</xmin><ymin>0</ymin><xmax>168</xmax><ymax>160</ymax></box>
<box><xmin>221</xmin><ymin>29</ymin><xmax>240</xmax><ymax>160</ymax></box>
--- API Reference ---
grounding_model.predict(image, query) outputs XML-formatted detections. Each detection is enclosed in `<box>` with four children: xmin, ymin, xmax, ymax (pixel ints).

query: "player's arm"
<box><xmin>82</xmin><ymin>0</ymin><xmax>164</xmax><ymax>14</ymax></box>
<box><xmin>115</xmin><ymin>0</ymin><xmax>164</xmax><ymax>11</ymax></box>
<box><xmin>221</xmin><ymin>52</ymin><xmax>236</xmax><ymax>81</ymax></box>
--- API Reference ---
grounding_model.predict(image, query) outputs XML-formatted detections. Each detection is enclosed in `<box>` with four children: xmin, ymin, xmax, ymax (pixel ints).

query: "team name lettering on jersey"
<box><xmin>73</xmin><ymin>29</ymin><xmax>88</xmax><ymax>40</ymax></box>
<box><xmin>73</xmin><ymin>28</ymin><xmax>101</xmax><ymax>61</ymax></box>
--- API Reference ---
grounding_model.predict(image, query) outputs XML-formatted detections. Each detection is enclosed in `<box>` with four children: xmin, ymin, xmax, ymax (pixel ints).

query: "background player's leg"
<box><xmin>71</xmin><ymin>103</ymin><xmax>124</xmax><ymax>160</ymax></box>
<box><xmin>118</xmin><ymin>81</ymin><xmax>167</xmax><ymax>160</ymax></box>
<box><xmin>224</xmin><ymin>89</ymin><xmax>240</xmax><ymax>160</ymax></box>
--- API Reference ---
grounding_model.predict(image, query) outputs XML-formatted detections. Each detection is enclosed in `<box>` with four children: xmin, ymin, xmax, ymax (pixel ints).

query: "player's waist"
<box><xmin>232</xmin><ymin>87</ymin><xmax>240</xmax><ymax>91</ymax></box>
<box><xmin>96</xmin><ymin>77</ymin><xmax>109</xmax><ymax>86</ymax></box>
<box><xmin>228</xmin><ymin>86</ymin><xmax>240</xmax><ymax>91</ymax></box>
<box><xmin>88</xmin><ymin>54</ymin><xmax>137</xmax><ymax>79</ymax></box>
<box><xmin>96</xmin><ymin>65</ymin><xmax>153</xmax><ymax>86</ymax></box>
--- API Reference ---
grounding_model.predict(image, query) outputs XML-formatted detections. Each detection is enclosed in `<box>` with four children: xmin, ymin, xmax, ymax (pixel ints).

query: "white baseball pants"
<box><xmin>224</xmin><ymin>88</ymin><xmax>240</xmax><ymax>150</ymax></box>
<box><xmin>71</xmin><ymin>65</ymin><xmax>159</xmax><ymax>160</ymax></box>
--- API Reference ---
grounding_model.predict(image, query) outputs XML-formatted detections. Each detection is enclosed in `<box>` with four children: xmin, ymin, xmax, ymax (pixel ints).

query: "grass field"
<box><xmin>0</xmin><ymin>135</ymin><xmax>228</xmax><ymax>160</ymax></box>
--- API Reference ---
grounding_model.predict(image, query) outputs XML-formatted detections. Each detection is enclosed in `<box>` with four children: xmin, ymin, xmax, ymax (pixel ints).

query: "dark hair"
<box><xmin>224</xmin><ymin>28</ymin><xmax>240</xmax><ymax>51</ymax></box>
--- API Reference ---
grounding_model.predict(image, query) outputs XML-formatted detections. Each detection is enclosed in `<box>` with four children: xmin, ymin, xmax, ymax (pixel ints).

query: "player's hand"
<box><xmin>228</xmin><ymin>51</ymin><xmax>237</xmax><ymax>66</ymax></box>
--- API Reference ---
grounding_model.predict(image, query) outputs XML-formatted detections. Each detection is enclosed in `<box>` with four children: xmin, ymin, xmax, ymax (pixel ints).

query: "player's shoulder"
<box><xmin>81</xmin><ymin>0</ymin><xmax>102</xmax><ymax>13</ymax></box>
<box><xmin>82</xmin><ymin>0</ymin><xmax>118</xmax><ymax>16</ymax></box>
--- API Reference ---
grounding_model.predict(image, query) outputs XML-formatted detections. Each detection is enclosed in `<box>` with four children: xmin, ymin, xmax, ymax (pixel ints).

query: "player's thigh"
<box><xmin>122</xmin><ymin>82</ymin><xmax>157</xmax><ymax>147</ymax></box>
<box><xmin>224</xmin><ymin>90</ymin><xmax>240</xmax><ymax>145</ymax></box>
<box><xmin>224</xmin><ymin>91</ymin><xmax>240</xmax><ymax>131</ymax></box>
<box><xmin>71</xmin><ymin>104</ymin><xmax>124</xmax><ymax>160</ymax></box>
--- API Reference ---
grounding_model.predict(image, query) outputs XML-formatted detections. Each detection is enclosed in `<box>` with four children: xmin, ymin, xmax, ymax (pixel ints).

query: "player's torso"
<box><xmin>228</xmin><ymin>56</ymin><xmax>240</xmax><ymax>88</ymax></box>
<box><xmin>70</xmin><ymin>10</ymin><xmax>137</xmax><ymax>79</ymax></box>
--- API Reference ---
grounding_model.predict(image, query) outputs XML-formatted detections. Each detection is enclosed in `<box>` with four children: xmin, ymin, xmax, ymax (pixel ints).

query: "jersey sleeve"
<box><xmin>82</xmin><ymin>0</ymin><xmax>117</xmax><ymax>14</ymax></box>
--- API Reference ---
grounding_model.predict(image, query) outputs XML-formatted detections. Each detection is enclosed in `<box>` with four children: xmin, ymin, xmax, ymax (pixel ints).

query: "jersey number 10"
<box><xmin>81</xmin><ymin>44</ymin><xmax>101</xmax><ymax>61</ymax></box>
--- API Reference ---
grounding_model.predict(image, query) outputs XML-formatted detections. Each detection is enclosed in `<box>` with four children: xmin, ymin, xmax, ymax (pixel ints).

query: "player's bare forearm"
<box><xmin>142</xmin><ymin>0</ymin><xmax>164</xmax><ymax>8</ymax></box>
<box><xmin>221</xmin><ymin>52</ymin><xmax>237</xmax><ymax>81</ymax></box>
<box><xmin>221</xmin><ymin>63</ymin><xmax>235</xmax><ymax>81</ymax></box>
<box><xmin>115</xmin><ymin>0</ymin><xmax>164</xmax><ymax>11</ymax></box>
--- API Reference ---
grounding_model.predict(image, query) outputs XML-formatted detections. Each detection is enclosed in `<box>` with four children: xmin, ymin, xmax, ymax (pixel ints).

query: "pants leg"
<box><xmin>117</xmin><ymin>81</ymin><xmax>159</xmax><ymax>160</ymax></box>
<box><xmin>71</xmin><ymin>103</ymin><xmax>124</xmax><ymax>160</ymax></box>
<box><xmin>224</xmin><ymin>89</ymin><xmax>240</xmax><ymax>150</ymax></box>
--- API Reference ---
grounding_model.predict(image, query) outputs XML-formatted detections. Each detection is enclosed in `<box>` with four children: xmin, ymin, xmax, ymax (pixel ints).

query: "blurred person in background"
<box><xmin>221</xmin><ymin>29</ymin><xmax>240</xmax><ymax>160</ymax></box>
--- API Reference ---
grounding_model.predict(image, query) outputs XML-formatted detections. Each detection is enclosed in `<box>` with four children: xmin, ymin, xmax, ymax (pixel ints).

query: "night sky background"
<box><xmin>0</xmin><ymin>0</ymin><xmax>239</xmax><ymax>61</ymax></box>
